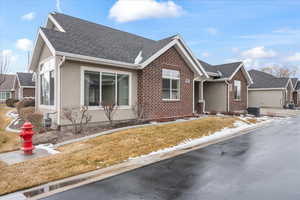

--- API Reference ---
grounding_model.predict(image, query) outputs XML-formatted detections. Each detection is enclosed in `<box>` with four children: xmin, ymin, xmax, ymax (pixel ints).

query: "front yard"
<box><xmin>0</xmin><ymin>116</ymin><xmax>258</xmax><ymax>195</ymax></box>
<box><xmin>0</xmin><ymin>105</ymin><xmax>20</xmax><ymax>153</ymax></box>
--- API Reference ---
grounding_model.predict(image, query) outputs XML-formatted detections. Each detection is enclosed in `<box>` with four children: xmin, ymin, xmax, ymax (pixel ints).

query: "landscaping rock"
<box><xmin>33</xmin><ymin>132</ymin><xmax>59</xmax><ymax>145</ymax></box>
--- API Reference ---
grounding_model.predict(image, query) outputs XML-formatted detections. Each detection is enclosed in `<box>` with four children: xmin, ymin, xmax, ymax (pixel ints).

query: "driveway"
<box><xmin>42</xmin><ymin>116</ymin><xmax>300</xmax><ymax>200</ymax></box>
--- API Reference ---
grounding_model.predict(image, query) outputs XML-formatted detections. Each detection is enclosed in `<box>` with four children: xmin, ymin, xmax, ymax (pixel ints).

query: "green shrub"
<box><xmin>5</xmin><ymin>99</ymin><xmax>18</xmax><ymax>107</ymax></box>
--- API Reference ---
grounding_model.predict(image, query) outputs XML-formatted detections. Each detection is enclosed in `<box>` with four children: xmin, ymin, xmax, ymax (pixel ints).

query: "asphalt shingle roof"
<box><xmin>291</xmin><ymin>78</ymin><xmax>298</xmax><ymax>88</ymax></box>
<box><xmin>296</xmin><ymin>82</ymin><xmax>300</xmax><ymax>90</ymax></box>
<box><xmin>17</xmin><ymin>72</ymin><xmax>35</xmax><ymax>87</ymax></box>
<box><xmin>0</xmin><ymin>74</ymin><xmax>15</xmax><ymax>91</ymax></box>
<box><xmin>248</xmin><ymin>69</ymin><xmax>290</xmax><ymax>89</ymax></box>
<box><xmin>42</xmin><ymin>12</ymin><xmax>175</xmax><ymax>64</ymax></box>
<box><xmin>198</xmin><ymin>59</ymin><xmax>242</xmax><ymax>79</ymax></box>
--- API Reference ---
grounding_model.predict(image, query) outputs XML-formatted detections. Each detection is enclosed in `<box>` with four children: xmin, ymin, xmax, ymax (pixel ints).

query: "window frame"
<box><xmin>233</xmin><ymin>80</ymin><xmax>241</xmax><ymax>101</ymax></box>
<box><xmin>162</xmin><ymin>69</ymin><xmax>180</xmax><ymax>101</ymax></box>
<box><xmin>0</xmin><ymin>91</ymin><xmax>11</xmax><ymax>100</ymax></box>
<box><xmin>80</xmin><ymin>66</ymin><xmax>132</xmax><ymax>110</ymax></box>
<box><xmin>38</xmin><ymin>57</ymin><xmax>56</xmax><ymax>109</ymax></box>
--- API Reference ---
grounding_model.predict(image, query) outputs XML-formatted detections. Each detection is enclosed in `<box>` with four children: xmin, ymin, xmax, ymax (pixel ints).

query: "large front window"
<box><xmin>233</xmin><ymin>80</ymin><xmax>241</xmax><ymax>100</ymax></box>
<box><xmin>0</xmin><ymin>92</ymin><xmax>11</xmax><ymax>100</ymax></box>
<box><xmin>40</xmin><ymin>59</ymin><xmax>55</xmax><ymax>106</ymax></box>
<box><xmin>162</xmin><ymin>69</ymin><xmax>180</xmax><ymax>100</ymax></box>
<box><xmin>84</xmin><ymin>70</ymin><xmax>130</xmax><ymax>106</ymax></box>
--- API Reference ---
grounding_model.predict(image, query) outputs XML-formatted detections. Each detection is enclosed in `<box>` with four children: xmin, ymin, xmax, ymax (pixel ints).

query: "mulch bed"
<box><xmin>33</xmin><ymin>120</ymin><xmax>149</xmax><ymax>145</ymax></box>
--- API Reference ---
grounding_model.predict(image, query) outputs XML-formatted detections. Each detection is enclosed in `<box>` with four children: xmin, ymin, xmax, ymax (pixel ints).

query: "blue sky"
<box><xmin>1</xmin><ymin>0</ymin><xmax>300</xmax><ymax>76</ymax></box>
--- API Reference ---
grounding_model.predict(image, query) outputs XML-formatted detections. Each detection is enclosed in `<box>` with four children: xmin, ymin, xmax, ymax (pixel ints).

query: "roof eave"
<box><xmin>56</xmin><ymin>51</ymin><xmax>140</xmax><ymax>70</ymax></box>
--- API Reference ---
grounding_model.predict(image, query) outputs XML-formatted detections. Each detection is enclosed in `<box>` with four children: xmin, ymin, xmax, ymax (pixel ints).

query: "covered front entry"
<box><xmin>194</xmin><ymin>81</ymin><xmax>205</xmax><ymax>114</ymax></box>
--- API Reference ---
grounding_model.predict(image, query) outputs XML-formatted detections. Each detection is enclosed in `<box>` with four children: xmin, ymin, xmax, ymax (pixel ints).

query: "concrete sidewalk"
<box><xmin>261</xmin><ymin>108</ymin><xmax>300</xmax><ymax>117</ymax></box>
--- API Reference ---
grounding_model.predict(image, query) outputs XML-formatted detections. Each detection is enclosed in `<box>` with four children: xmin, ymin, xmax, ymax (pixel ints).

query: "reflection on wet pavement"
<box><xmin>43</xmin><ymin>116</ymin><xmax>300</xmax><ymax>200</ymax></box>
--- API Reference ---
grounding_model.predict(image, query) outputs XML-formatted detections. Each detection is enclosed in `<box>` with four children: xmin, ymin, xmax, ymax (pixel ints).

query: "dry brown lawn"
<box><xmin>0</xmin><ymin>105</ymin><xmax>20</xmax><ymax>153</ymax></box>
<box><xmin>0</xmin><ymin>116</ymin><xmax>257</xmax><ymax>195</ymax></box>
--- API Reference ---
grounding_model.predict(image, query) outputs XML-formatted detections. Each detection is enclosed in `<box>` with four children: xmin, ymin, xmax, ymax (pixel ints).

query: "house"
<box><xmin>295</xmin><ymin>82</ymin><xmax>300</xmax><ymax>106</ymax></box>
<box><xmin>197</xmin><ymin>60</ymin><xmax>253</xmax><ymax>113</ymax></box>
<box><xmin>291</xmin><ymin>78</ymin><xmax>299</xmax><ymax>106</ymax></box>
<box><xmin>14</xmin><ymin>72</ymin><xmax>35</xmax><ymax>100</ymax></box>
<box><xmin>28</xmin><ymin>12</ymin><xmax>210</xmax><ymax>126</ymax></box>
<box><xmin>248</xmin><ymin>69</ymin><xmax>293</xmax><ymax>108</ymax></box>
<box><xmin>0</xmin><ymin>74</ymin><xmax>15</xmax><ymax>103</ymax></box>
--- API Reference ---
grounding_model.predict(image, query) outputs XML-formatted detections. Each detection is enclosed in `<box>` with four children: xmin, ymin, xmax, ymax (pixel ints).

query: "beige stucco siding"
<box><xmin>248</xmin><ymin>90</ymin><xmax>284</xmax><ymax>108</ymax></box>
<box><xmin>203</xmin><ymin>82</ymin><xmax>227</xmax><ymax>112</ymax></box>
<box><xmin>59</xmin><ymin>60</ymin><xmax>138</xmax><ymax>125</ymax></box>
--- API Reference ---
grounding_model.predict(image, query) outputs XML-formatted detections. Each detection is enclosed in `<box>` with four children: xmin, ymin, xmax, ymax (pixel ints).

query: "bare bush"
<box><xmin>101</xmin><ymin>102</ymin><xmax>117</xmax><ymax>126</ymax></box>
<box><xmin>61</xmin><ymin>106</ymin><xmax>92</xmax><ymax>134</ymax></box>
<box><xmin>132</xmin><ymin>102</ymin><xmax>145</xmax><ymax>122</ymax></box>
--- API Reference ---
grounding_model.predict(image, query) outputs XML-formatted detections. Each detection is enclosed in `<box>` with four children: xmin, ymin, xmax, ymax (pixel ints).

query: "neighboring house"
<box><xmin>295</xmin><ymin>82</ymin><xmax>300</xmax><ymax>106</ymax></box>
<box><xmin>248</xmin><ymin>70</ymin><xmax>293</xmax><ymax>108</ymax></box>
<box><xmin>14</xmin><ymin>72</ymin><xmax>35</xmax><ymax>100</ymax></box>
<box><xmin>28</xmin><ymin>12</ymin><xmax>209</xmax><ymax>126</ymax></box>
<box><xmin>198</xmin><ymin>60</ymin><xmax>253</xmax><ymax>113</ymax></box>
<box><xmin>0</xmin><ymin>74</ymin><xmax>15</xmax><ymax>103</ymax></box>
<box><xmin>291</xmin><ymin>78</ymin><xmax>299</xmax><ymax>106</ymax></box>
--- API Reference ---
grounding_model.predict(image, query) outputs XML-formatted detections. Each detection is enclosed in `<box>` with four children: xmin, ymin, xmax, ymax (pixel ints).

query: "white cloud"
<box><xmin>56</xmin><ymin>0</ymin><xmax>62</xmax><ymax>12</ymax></box>
<box><xmin>21</xmin><ymin>12</ymin><xmax>35</xmax><ymax>21</ymax></box>
<box><xmin>241</xmin><ymin>46</ymin><xmax>277</xmax><ymax>59</ymax></box>
<box><xmin>286</xmin><ymin>53</ymin><xmax>300</xmax><ymax>62</ymax></box>
<box><xmin>16</xmin><ymin>38</ymin><xmax>33</xmax><ymax>51</ymax></box>
<box><xmin>231</xmin><ymin>47</ymin><xmax>239</xmax><ymax>53</ymax></box>
<box><xmin>205</xmin><ymin>27</ymin><xmax>218</xmax><ymax>35</ymax></box>
<box><xmin>201</xmin><ymin>52</ymin><xmax>210</xmax><ymax>58</ymax></box>
<box><xmin>109</xmin><ymin>0</ymin><xmax>183</xmax><ymax>23</ymax></box>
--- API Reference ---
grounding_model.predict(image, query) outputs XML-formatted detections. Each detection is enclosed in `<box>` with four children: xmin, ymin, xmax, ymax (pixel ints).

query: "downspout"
<box><xmin>201</xmin><ymin>80</ymin><xmax>206</xmax><ymax>113</ymax></box>
<box><xmin>225</xmin><ymin>80</ymin><xmax>230</xmax><ymax>112</ymax></box>
<box><xmin>57</xmin><ymin>56</ymin><xmax>66</xmax><ymax>126</ymax></box>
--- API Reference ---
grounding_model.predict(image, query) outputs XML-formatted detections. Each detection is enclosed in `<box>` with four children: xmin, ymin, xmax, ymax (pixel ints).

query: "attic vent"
<box><xmin>134</xmin><ymin>51</ymin><xmax>143</xmax><ymax>64</ymax></box>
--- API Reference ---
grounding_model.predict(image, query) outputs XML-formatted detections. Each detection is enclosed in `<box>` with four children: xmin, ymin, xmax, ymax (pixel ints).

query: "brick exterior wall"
<box><xmin>228</xmin><ymin>68</ymin><xmax>248</xmax><ymax>112</ymax></box>
<box><xmin>137</xmin><ymin>47</ymin><xmax>194</xmax><ymax>120</ymax></box>
<box><xmin>23</xmin><ymin>88</ymin><xmax>35</xmax><ymax>98</ymax></box>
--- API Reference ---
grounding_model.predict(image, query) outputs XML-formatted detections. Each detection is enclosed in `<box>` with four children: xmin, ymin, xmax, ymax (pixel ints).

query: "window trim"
<box><xmin>233</xmin><ymin>80</ymin><xmax>241</xmax><ymax>101</ymax></box>
<box><xmin>80</xmin><ymin>66</ymin><xmax>132</xmax><ymax>110</ymax></box>
<box><xmin>162</xmin><ymin>69</ymin><xmax>180</xmax><ymax>101</ymax></box>
<box><xmin>38</xmin><ymin>57</ymin><xmax>56</xmax><ymax>109</ymax></box>
<box><xmin>0</xmin><ymin>91</ymin><xmax>11</xmax><ymax>100</ymax></box>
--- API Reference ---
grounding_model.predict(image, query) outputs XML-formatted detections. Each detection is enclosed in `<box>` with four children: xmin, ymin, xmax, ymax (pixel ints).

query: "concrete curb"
<box><xmin>23</xmin><ymin>120</ymin><xmax>273</xmax><ymax>200</ymax></box>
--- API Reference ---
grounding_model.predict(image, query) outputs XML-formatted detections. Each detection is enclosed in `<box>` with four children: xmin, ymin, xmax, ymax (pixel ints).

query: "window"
<box><xmin>233</xmin><ymin>80</ymin><xmax>241</xmax><ymax>100</ymax></box>
<box><xmin>0</xmin><ymin>92</ymin><xmax>11</xmax><ymax>100</ymax></box>
<box><xmin>83</xmin><ymin>70</ymin><xmax>130</xmax><ymax>107</ymax></box>
<box><xmin>84</xmin><ymin>71</ymin><xmax>100</xmax><ymax>106</ymax></box>
<box><xmin>40</xmin><ymin>59</ymin><xmax>55</xmax><ymax>106</ymax></box>
<box><xmin>162</xmin><ymin>69</ymin><xmax>180</xmax><ymax>100</ymax></box>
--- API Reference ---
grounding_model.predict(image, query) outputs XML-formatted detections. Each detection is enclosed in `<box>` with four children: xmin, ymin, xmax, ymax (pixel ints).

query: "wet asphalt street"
<box><xmin>43</xmin><ymin>116</ymin><xmax>300</xmax><ymax>200</ymax></box>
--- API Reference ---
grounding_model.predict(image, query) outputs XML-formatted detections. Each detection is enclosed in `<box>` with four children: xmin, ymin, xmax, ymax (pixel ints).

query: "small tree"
<box><xmin>101</xmin><ymin>102</ymin><xmax>117</xmax><ymax>126</ymax></box>
<box><xmin>132</xmin><ymin>102</ymin><xmax>145</xmax><ymax>123</ymax></box>
<box><xmin>0</xmin><ymin>54</ymin><xmax>9</xmax><ymax>87</ymax></box>
<box><xmin>261</xmin><ymin>65</ymin><xmax>298</xmax><ymax>78</ymax></box>
<box><xmin>61</xmin><ymin>106</ymin><xmax>92</xmax><ymax>134</ymax></box>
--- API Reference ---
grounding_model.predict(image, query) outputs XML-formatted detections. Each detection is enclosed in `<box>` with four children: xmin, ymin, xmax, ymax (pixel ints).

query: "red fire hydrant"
<box><xmin>20</xmin><ymin>122</ymin><xmax>35</xmax><ymax>155</ymax></box>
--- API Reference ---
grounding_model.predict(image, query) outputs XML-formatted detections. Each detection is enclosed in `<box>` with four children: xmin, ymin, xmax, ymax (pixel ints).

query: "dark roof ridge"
<box><xmin>51</xmin><ymin>12</ymin><xmax>164</xmax><ymax>42</ymax></box>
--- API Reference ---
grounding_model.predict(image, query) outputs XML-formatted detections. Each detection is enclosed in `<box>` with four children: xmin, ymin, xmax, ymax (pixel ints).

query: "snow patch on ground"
<box><xmin>129</xmin><ymin>117</ymin><xmax>277</xmax><ymax>160</ymax></box>
<box><xmin>36</xmin><ymin>144</ymin><xmax>60</xmax><ymax>155</ymax></box>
